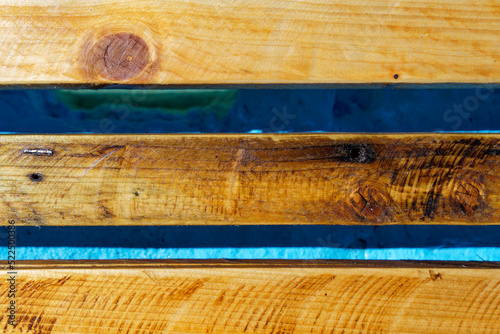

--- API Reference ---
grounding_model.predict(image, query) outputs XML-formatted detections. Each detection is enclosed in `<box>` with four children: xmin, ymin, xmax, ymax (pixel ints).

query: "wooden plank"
<box><xmin>0</xmin><ymin>0</ymin><xmax>498</xmax><ymax>87</ymax></box>
<box><xmin>1</xmin><ymin>260</ymin><xmax>499</xmax><ymax>333</ymax></box>
<box><xmin>2</xmin><ymin>133</ymin><xmax>500</xmax><ymax>226</ymax></box>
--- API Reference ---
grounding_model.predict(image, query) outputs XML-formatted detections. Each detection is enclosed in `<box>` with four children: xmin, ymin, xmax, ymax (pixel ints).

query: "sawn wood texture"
<box><xmin>1</xmin><ymin>133</ymin><xmax>500</xmax><ymax>225</ymax></box>
<box><xmin>0</xmin><ymin>0</ymin><xmax>498</xmax><ymax>86</ymax></box>
<box><xmin>1</xmin><ymin>260</ymin><xmax>500</xmax><ymax>333</ymax></box>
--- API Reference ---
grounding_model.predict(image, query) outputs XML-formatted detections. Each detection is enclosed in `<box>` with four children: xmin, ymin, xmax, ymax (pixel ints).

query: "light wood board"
<box><xmin>1</xmin><ymin>260</ymin><xmax>500</xmax><ymax>333</ymax></box>
<box><xmin>0</xmin><ymin>0</ymin><xmax>498</xmax><ymax>86</ymax></box>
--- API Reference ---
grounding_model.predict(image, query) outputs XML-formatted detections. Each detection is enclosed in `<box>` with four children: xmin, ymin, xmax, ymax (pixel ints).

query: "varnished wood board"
<box><xmin>1</xmin><ymin>260</ymin><xmax>500</xmax><ymax>333</ymax></box>
<box><xmin>0</xmin><ymin>0</ymin><xmax>498</xmax><ymax>86</ymax></box>
<box><xmin>1</xmin><ymin>133</ymin><xmax>500</xmax><ymax>225</ymax></box>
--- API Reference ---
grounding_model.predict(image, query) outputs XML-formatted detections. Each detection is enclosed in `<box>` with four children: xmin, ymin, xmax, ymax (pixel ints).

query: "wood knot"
<box><xmin>341</xmin><ymin>144</ymin><xmax>375</xmax><ymax>163</ymax></box>
<box><xmin>452</xmin><ymin>179</ymin><xmax>485</xmax><ymax>215</ymax></box>
<box><xmin>87</xmin><ymin>33</ymin><xmax>150</xmax><ymax>81</ymax></box>
<box><xmin>349</xmin><ymin>181</ymin><xmax>393</xmax><ymax>223</ymax></box>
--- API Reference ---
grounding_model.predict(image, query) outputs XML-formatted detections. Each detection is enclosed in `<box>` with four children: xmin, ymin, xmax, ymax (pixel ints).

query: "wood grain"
<box><xmin>0</xmin><ymin>0</ymin><xmax>498</xmax><ymax>86</ymax></box>
<box><xmin>2</xmin><ymin>133</ymin><xmax>500</xmax><ymax>225</ymax></box>
<box><xmin>1</xmin><ymin>260</ymin><xmax>500</xmax><ymax>333</ymax></box>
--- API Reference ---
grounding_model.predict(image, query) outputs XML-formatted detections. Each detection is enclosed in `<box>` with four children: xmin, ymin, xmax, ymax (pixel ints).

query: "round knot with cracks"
<box><xmin>452</xmin><ymin>179</ymin><xmax>485</xmax><ymax>215</ymax></box>
<box><xmin>89</xmin><ymin>33</ymin><xmax>150</xmax><ymax>81</ymax></box>
<box><xmin>349</xmin><ymin>181</ymin><xmax>393</xmax><ymax>223</ymax></box>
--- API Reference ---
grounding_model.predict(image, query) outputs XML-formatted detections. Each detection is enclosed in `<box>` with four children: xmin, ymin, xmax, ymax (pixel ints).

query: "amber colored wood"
<box><xmin>0</xmin><ymin>0</ymin><xmax>498</xmax><ymax>86</ymax></box>
<box><xmin>1</xmin><ymin>133</ymin><xmax>500</xmax><ymax>225</ymax></box>
<box><xmin>1</xmin><ymin>260</ymin><xmax>500</xmax><ymax>333</ymax></box>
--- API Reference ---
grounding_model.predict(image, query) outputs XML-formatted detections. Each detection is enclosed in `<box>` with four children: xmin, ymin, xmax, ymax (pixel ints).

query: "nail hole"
<box><xmin>28</xmin><ymin>173</ymin><xmax>44</xmax><ymax>182</ymax></box>
<box><xmin>349</xmin><ymin>147</ymin><xmax>361</xmax><ymax>160</ymax></box>
<box><xmin>393</xmin><ymin>74</ymin><xmax>399</xmax><ymax>79</ymax></box>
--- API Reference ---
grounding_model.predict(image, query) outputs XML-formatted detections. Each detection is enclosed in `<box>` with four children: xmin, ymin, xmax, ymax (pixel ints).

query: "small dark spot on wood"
<box><xmin>28</xmin><ymin>173</ymin><xmax>43</xmax><ymax>182</ymax></box>
<box><xmin>342</xmin><ymin>144</ymin><xmax>375</xmax><ymax>163</ymax></box>
<box><xmin>393</xmin><ymin>74</ymin><xmax>399</xmax><ymax>79</ymax></box>
<box><xmin>133</xmin><ymin>190</ymin><xmax>139</xmax><ymax>197</ymax></box>
<box><xmin>429</xmin><ymin>270</ymin><xmax>442</xmax><ymax>280</ymax></box>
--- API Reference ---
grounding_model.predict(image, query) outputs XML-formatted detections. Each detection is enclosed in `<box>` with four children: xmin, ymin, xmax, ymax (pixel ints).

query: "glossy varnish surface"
<box><xmin>1</xmin><ymin>133</ymin><xmax>500</xmax><ymax>225</ymax></box>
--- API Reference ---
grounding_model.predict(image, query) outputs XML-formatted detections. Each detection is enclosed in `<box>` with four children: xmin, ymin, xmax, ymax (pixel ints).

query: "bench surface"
<box><xmin>1</xmin><ymin>133</ymin><xmax>500</xmax><ymax>226</ymax></box>
<box><xmin>0</xmin><ymin>0</ymin><xmax>498</xmax><ymax>86</ymax></box>
<box><xmin>1</xmin><ymin>1</ymin><xmax>499</xmax><ymax>332</ymax></box>
<box><xmin>1</xmin><ymin>260</ymin><xmax>500</xmax><ymax>333</ymax></box>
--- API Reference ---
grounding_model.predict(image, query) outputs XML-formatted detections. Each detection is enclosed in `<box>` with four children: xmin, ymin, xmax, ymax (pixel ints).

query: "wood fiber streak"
<box><xmin>0</xmin><ymin>0</ymin><xmax>498</xmax><ymax>86</ymax></box>
<box><xmin>1</xmin><ymin>134</ymin><xmax>500</xmax><ymax>225</ymax></box>
<box><xmin>0</xmin><ymin>260</ymin><xmax>499</xmax><ymax>333</ymax></box>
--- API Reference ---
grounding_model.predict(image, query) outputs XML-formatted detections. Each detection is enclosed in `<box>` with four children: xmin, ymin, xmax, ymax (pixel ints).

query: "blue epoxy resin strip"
<box><xmin>14</xmin><ymin>247</ymin><xmax>500</xmax><ymax>261</ymax></box>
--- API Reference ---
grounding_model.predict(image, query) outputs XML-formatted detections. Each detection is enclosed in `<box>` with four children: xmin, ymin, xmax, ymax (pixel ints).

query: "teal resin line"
<box><xmin>13</xmin><ymin>247</ymin><xmax>500</xmax><ymax>261</ymax></box>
